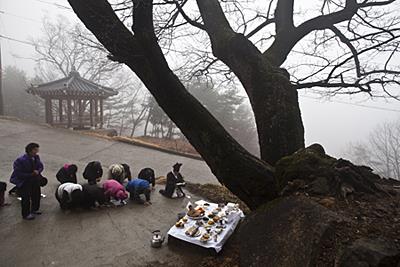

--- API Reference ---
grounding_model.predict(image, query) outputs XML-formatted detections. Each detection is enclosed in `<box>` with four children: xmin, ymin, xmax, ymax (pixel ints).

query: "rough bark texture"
<box><xmin>67</xmin><ymin>0</ymin><xmax>277</xmax><ymax>210</ymax></box>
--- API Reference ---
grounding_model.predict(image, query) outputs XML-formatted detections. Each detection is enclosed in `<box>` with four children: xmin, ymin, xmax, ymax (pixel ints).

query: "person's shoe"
<box><xmin>23</xmin><ymin>214</ymin><xmax>35</xmax><ymax>220</ymax></box>
<box><xmin>32</xmin><ymin>210</ymin><xmax>42</xmax><ymax>215</ymax></box>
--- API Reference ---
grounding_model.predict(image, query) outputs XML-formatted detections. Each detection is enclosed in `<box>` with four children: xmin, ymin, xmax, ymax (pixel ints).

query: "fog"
<box><xmin>1</xmin><ymin>0</ymin><xmax>400</xmax><ymax>158</ymax></box>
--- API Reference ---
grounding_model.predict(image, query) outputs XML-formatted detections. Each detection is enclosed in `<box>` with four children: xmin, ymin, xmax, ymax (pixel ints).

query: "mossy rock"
<box><xmin>275</xmin><ymin>144</ymin><xmax>336</xmax><ymax>192</ymax></box>
<box><xmin>275</xmin><ymin>143</ymin><xmax>383</xmax><ymax>198</ymax></box>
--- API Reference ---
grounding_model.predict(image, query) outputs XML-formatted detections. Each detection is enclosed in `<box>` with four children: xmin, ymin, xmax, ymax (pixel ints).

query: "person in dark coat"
<box><xmin>159</xmin><ymin>163</ymin><xmax>186</xmax><ymax>198</ymax></box>
<box><xmin>82</xmin><ymin>184</ymin><xmax>106</xmax><ymax>209</ymax></box>
<box><xmin>0</xmin><ymin>182</ymin><xmax>8</xmax><ymax>207</ymax></box>
<box><xmin>55</xmin><ymin>182</ymin><xmax>84</xmax><ymax>210</ymax></box>
<box><xmin>56</xmin><ymin>164</ymin><xmax>78</xmax><ymax>184</ymax></box>
<box><xmin>121</xmin><ymin>163</ymin><xmax>132</xmax><ymax>182</ymax></box>
<box><xmin>137</xmin><ymin>168</ymin><xmax>155</xmax><ymax>189</ymax></box>
<box><xmin>10</xmin><ymin>143</ymin><xmax>45</xmax><ymax>220</ymax></box>
<box><xmin>83</xmin><ymin>161</ymin><xmax>103</xmax><ymax>185</ymax></box>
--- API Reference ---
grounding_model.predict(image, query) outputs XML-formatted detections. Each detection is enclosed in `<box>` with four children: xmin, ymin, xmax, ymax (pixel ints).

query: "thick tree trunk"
<box><xmin>196</xmin><ymin>0</ymin><xmax>305</xmax><ymax>165</ymax></box>
<box><xmin>68</xmin><ymin>0</ymin><xmax>278</xmax><ymax>209</ymax></box>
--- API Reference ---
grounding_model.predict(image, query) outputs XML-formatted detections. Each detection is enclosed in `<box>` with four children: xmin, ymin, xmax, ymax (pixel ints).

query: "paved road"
<box><xmin>0</xmin><ymin>119</ymin><xmax>219</xmax><ymax>267</ymax></box>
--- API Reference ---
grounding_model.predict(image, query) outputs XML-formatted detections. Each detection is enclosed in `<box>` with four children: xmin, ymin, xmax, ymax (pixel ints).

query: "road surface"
<box><xmin>0</xmin><ymin>118</ymin><xmax>219</xmax><ymax>267</ymax></box>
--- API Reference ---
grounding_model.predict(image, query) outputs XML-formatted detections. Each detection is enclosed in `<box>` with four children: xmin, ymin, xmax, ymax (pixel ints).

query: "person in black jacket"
<box><xmin>137</xmin><ymin>167</ymin><xmax>155</xmax><ymax>189</ymax></box>
<box><xmin>56</xmin><ymin>164</ymin><xmax>78</xmax><ymax>184</ymax></box>
<box><xmin>0</xmin><ymin>182</ymin><xmax>8</xmax><ymax>207</ymax></box>
<box><xmin>121</xmin><ymin>163</ymin><xmax>132</xmax><ymax>182</ymax></box>
<box><xmin>159</xmin><ymin>163</ymin><xmax>186</xmax><ymax>198</ymax></box>
<box><xmin>82</xmin><ymin>184</ymin><xmax>106</xmax><ymax>209</ymax></box>
<box><xmin>83</xmin><ymin>161</ymin><xmax>103</xmax><ymax>185</ymax></box>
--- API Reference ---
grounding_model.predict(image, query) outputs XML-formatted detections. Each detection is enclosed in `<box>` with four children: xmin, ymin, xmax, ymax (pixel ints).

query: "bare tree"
<box><xmin>67</xmin><ymin>0</ymin><xmax>400</xmax><ymax>209</ymax></box>
<box><xmin>347</xmin><ymin>120</ymin><xmax>400</xmax><ymax>179</ymax></box>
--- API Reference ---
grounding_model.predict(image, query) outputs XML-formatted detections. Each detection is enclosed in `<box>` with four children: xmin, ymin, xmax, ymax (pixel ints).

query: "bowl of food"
<box><xmin>175</xmin><ymin>220</ymin><xmax>185</xmax><ymax>228</ymax></box>
<box><xmin>200</xmin><ymin>233</ymin><xmax>211</xmax><ymax>243</ymax></box>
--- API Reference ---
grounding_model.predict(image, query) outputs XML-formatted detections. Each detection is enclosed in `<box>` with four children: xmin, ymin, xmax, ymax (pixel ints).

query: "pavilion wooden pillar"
<box><xmin>44</xmin><ymin>98</ymin><xmax>53</xmax><ymax>125</ymax></box>
<box><xmin>67</xmin><ymin>98</ymin><xmax>72</xmax><ymax>128</ymax></box>
<box><xmin>89</xmin><ymin>99</ymin><xmax>94</xmax><ymax>128</ymax></box>
<box><xmin>99</xmin><ymin>98</ymin><xmax>104</xmax><ymax>129</ymax></box>
<box><xmin>94</xmin><ymin>98</ymin><xmax>98</xmax><ymax>128</ymax></box>
<box><xmin>78</xmin><ymin>99</ymin><xmax>83</xmax><ymax>128</ymax></box>
<box><xmin>58</xmin><ymin>99</ymin><xmax>63</xmax><ymax>123</ymax></box>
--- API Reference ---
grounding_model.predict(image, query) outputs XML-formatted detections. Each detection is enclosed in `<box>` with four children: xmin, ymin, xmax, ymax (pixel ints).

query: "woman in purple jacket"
<box><xmin>10</xmin><ymin>143</ymin><xmax>44</xmax><ymax>220</ymax></box>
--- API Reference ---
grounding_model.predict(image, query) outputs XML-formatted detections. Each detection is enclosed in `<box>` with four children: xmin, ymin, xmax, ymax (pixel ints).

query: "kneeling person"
<box><xmin>82</xmin><ymin>184</ymin><xmax>106</xmax><ymax>209</ymax></box>
<box><xmin>55</xmin><ymin>182</ymin><xmax>84</xmax><ymax>210</ymax></box>
<box><xmin>126</xmin><ymin>178</ymin><xmax>151</xmax><ymax>205</ymax></box>
<box><xmin>103</xmin><ymin>179</ymin><xmax>128</xmax><ymax>205</ymax></box>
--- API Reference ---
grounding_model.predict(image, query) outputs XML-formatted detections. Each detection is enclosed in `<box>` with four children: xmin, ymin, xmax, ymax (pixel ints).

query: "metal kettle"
<box><xmin>151</xmin><ymin>230</ymin><xmax>165</xmax><ymax>248</ymax></box>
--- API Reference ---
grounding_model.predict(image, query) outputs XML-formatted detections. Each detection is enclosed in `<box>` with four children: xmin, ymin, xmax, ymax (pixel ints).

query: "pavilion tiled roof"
<box><xmin>27</xmin><ymin>71</ymin><xmax>118</xmax><ymax>98</ymax></box>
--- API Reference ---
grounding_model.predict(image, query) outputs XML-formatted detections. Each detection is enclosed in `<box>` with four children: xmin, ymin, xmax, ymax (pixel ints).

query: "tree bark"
<box><xmin>68</xmin><ymin>0</ymin><xmax>278</xmax><ymax>209</ymax></box>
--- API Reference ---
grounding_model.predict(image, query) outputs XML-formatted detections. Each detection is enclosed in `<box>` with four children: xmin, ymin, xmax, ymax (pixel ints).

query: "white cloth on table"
<box><xmin>167</xmin><ymin>199</ymin><xmax>244</xmax><ymax>253</ymax></box>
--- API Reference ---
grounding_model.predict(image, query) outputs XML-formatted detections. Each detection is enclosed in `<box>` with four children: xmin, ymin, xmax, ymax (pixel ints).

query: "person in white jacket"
<box><xmin>55</xmin><ymin>182</ymin><xmax>84</xmax><ymax>210</ymax></box>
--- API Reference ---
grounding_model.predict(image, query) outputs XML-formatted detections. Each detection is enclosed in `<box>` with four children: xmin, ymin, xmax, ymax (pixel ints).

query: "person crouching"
<box><xmin>83</xmin><ymin>161</ymin><xmax>103</xmax><ymax>185</ymax></box>
<box><xmin>82</xmin><ymin>183</ymin><xmax>106</xmax><ymax>209</ymax></box>
<box><xmin>108</xmin><ymin>164</ymin><xmax>126</xmax><ymax>185</ymax></box>
<box><xmin>126</xmin><ymin>178</ymin><xmax>152</xmax><ymax>205</ymax></box>
<box><xmin>55</xmin><ymin>182</ymin><xmax>84</xmax><ymax>210</ymax></box>
<box><xmin>56</xmin><ymin>164</ymin><xmax>78</xmax><ymax>184</ymax></box>
<box><xmin>102</xmin><ymin>179</ymin><xmax>128</xmax><ymax>205</ymax></box>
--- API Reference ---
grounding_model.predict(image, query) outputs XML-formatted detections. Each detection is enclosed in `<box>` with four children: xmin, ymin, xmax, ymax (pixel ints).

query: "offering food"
<box><xmin>185</xmin><ymin>226</ymin><xmax>201</xmax><ymax>237</ymax></box>
<box><xmin>187</xmin><ymin>206</ymin><xmax>205</xmax><ymax>218</ymax></box>
<box><xmin>215</xmin><ymin>228</ymin><xmax>223</xmax><ymax>234</ymax></box>
<box><xmin>175</xmin><ymin>220</ymin><xmax>185</xmax><ymax>228</ymax></box>
<box><xmin>207</xmin><ymin>220</ymin><xmax>215</xmax><ymax>225</ymax></box>
<box><xmin>200</xmin><ymin>233</ymin><xmax>211</xmax><ymax>243</ymax></box>
<box><xmin>213</xmin><ymin>216</ymin><xmax>220</xmax><ymax>223</ymax></box>
<box><xmin>182</xmin><ymin>217</ymin><xmax>188</xmax><ymax>223</ymax></box>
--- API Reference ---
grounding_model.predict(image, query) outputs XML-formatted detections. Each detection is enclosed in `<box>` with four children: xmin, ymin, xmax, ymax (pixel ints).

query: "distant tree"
<box><xmin>2</xmin><ymin>66</ymin><xmax>43</xmax><ymax>121</ymax></box>
<box><xmin>140</xmin><ymin>79</ymin><xmax>259</xmax><ymax>153</ymax></box>
<box><xmin>187</xmin><ymin>80</ymin><xmax>258</xmax><ymax>155</ymax></box>
<box><xmin>347</xmin><ymin>120</ymin><xmax>400</xmax><ymax>179</ymax></box>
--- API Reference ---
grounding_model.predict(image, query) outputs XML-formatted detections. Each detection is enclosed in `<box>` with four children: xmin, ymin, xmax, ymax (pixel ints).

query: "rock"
<box><xmin>275</xmin><ymin>144</ymin><xmax>383</xmax><ymax>198</ymax></box>
<box><xmin>307</xmin><ymin>143</ymin><xmax>326</xmax><ymax>155</ymax></box>
<box><xmin>338</xmin><ymin>238</ymin><xmax>400</xmax><ymax>267</ymax></box>
<box><xmin>318</xmin><ymin>197</ymin><xmax>336</xmax><ymax>209</ymax></box>
<box><xmin>308</xmin><ymin>177</ymin><xmax>331</xmax><ymax>195</ymax></box>
<box><xmin>239</xmin><ymin>196</ymin><xmax>343</xmax><ymax>267</ymax></box>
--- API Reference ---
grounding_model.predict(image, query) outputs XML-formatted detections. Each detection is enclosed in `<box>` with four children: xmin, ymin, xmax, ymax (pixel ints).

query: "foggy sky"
<box><xmin>1</xmin><ymin>0</ymin><xmax>399</xmax><ymax>158</ymax></box>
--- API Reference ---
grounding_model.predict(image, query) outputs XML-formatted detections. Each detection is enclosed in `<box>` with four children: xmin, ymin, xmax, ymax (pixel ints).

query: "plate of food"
<box><xmin>200</xmin><ymin>233</ymin><xmax>211</xmax><ymax>243</ymax></box>
<box><xmin>175</xmin><ymin>220</ymin><xmax>185</xmax><ymax>228</ymax></box>
<box><xmin>185</xmin><ymin>226</ymin><xmax>201</xmax><ymax>237</ymax></box>
<box><xmin>187</xmin><ymin>206</ymin><xmax>205</xmax><ymax>219</ymax></box>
